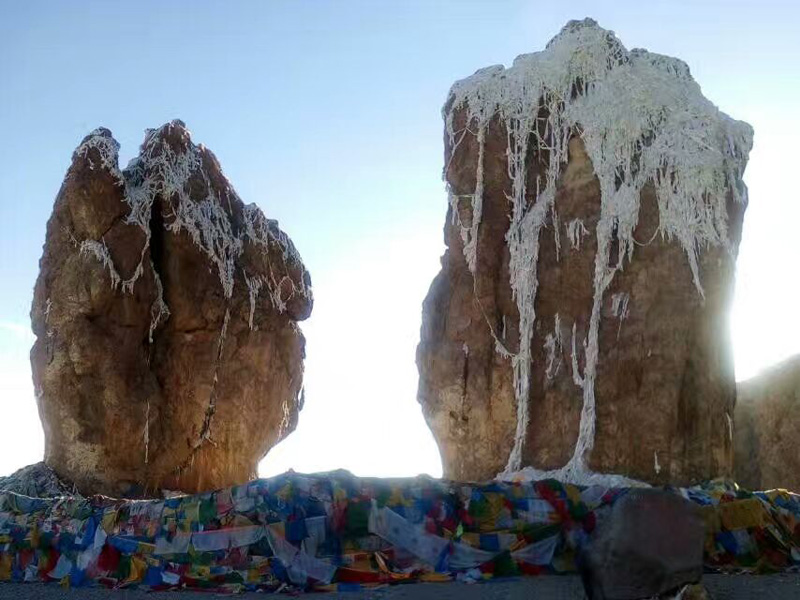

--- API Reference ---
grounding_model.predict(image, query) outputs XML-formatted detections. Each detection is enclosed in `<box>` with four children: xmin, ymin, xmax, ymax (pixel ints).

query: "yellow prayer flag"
<box><xmin>718</xmin><ymin>498</ymin><xmax>766</xmax><ymax>531</ymax></box>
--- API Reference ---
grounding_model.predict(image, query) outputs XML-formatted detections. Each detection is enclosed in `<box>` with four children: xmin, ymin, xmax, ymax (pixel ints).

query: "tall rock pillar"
<box><xmin>417</xmin><ymin>19</ymin><xmax>752</xmax><ymax>485</ymax></box>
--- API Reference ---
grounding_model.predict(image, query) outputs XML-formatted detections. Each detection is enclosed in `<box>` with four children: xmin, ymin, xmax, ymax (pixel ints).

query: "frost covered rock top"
<box><xmin>446</xmin><ymin>20</ymin><xmax>753</xmax><ymax>257</ymax></box>
<box><xmin>73</xmin><ymin>120</ymin><xmax>312</xmax><ymax>316</ymax></box>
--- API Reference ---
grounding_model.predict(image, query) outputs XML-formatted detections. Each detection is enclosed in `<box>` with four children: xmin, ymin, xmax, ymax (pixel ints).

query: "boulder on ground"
<box><xmin>31</xmin><ymin>121</ymin><xmax>312</xmax><ymax>496</ymax></box>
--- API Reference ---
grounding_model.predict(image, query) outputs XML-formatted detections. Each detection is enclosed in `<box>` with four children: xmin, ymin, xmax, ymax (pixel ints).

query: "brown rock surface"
<box><xmin>578</xmin><ymin>489</ymin><xmax>704</xmax><ymax>599</ymax></box>
<box><xmin>31</xmin><ymin>121</ymin><xmax>312</xmax><ymax>496</ymax></box>
<box><xmin>734</xmin><ymin>356</ymin><xmax>800</xmax><ymax>492</ymax></box>
<box><xmin>417</xmin><ymin>20</ymin><xmax>752</xmax><ymax>485</ymax></box>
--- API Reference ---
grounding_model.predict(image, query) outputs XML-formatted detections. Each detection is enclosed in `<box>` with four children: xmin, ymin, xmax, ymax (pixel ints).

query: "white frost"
<box><xmin>125</xmin><ymin>125</ymin><xmax>243</xmax><ymax>298</ymax></box>
<box><xmin>74</xmin><ymin>129</ymin><xmax>124</xmax><ymax>182</ymax></box>
<box><xmin>570</xmin><ymin>322</ymin><xmax>585</xmax><ymax>388</ymax></box>
<box><xmin>498</xmin><ymin>464</ymin><xmax>649</xmax><ymax>488</ymax></box>
<box><xmin>445</xmin><ymin>19</ymin><xmax>752</xmax><ymax>481</ymax></box>
<box><xmin>244</xmin><ymin>272</ymin><xmax>265</xmax><ymax>330</ymax></box>
<box><xmin>242</xmin><ymin>203</ymin><xmax>311</xmax><ymax>317</ymax></box>
<box><xmin>74</xmin><ymin>122</ymin><xmax>311</xmax><ymax>339</ymax></box>
<box><xmin>543</xmin><ymin>313</ymin><xmax>563</xmax><ymax>380</ymax></box>
<box><xmin>149</xmin><ymin>265</ymin><xmax>170</xmax><ymax>343</ymax></box>
<box><xmin>143</xmin><ymin>400</ymin><xmax>151</xmax><ymax>465</ymax></box>
<box><xmin>79</xmin><ymin>239</ymin><xmax>122</xmax><ymax>290</ymax></box>
<box><xmin>611</xmin><ymin>292</ymin><xmax>630</xmax><ymax>320</ymax></box>
<box><xmin>610</xmin><ymin>291</ymin><xmax>630</xmax><ymax>339</ymax></box>
<box><xmin>566</xmin><ymin>218</ymin><xmax>589</xmax><ymax>251</ymax></box>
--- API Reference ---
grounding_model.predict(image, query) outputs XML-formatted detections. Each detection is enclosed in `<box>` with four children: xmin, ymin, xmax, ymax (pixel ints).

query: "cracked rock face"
<box><xmin>31</xmin><ymin>121</ymin><xmax>312</xmax><ymax>496</ymax></box>
<box><xmin>734</xmin><ymin>356</ymin><xmax>800</xmax><ymax>492</ymax></box>
<box><xmin>417</xmin><ymin>20</ymin><xmax>751</xmax><ymax>485</ymax></box>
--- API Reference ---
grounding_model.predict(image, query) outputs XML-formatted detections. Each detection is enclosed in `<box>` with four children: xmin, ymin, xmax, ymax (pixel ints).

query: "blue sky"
<box><xmin>1</xmin><ymin>0</ymin><xmax>798</xmax><ymax>478</ymax></box>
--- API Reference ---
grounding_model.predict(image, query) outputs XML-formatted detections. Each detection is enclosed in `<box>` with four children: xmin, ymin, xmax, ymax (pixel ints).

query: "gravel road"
<box><xmin>2</xmin><ymin>574</ymin><xmax>800</xmax><ymax>600</ymax></box>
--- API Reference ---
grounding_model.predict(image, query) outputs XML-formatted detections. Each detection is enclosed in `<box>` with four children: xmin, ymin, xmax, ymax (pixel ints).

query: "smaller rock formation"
<box><xmin>734</xmin><ymin>355</ymin><xmax>800</xmax><ymax>491</ymax></box>
<box><xmin>31</xmin><ymin>121</ymin><xmax>312</xmax><ymax>496</ymax></box>
<box><xmin>578</xmin><ymin>489</ymin><xmax>704</xmax><ymax>600</ymax></box>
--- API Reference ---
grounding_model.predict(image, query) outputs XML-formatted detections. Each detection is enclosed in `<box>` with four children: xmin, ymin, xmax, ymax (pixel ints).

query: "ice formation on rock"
<box><xmin>543</xmin><ymin>314</ymin><xmax>563</xmax><ymax>381</ymax></box>
<box><xmin>442</xmin><ymin>19</ymin><xmax>752</xmax><ymax>483</ymax></box>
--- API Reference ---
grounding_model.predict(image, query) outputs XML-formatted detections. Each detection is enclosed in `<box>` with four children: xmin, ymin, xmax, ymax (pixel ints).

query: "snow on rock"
<box><xmin>418</xmin><ymin>19</ymin><xmax>751</xmax><ymax>486</ymax></box>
